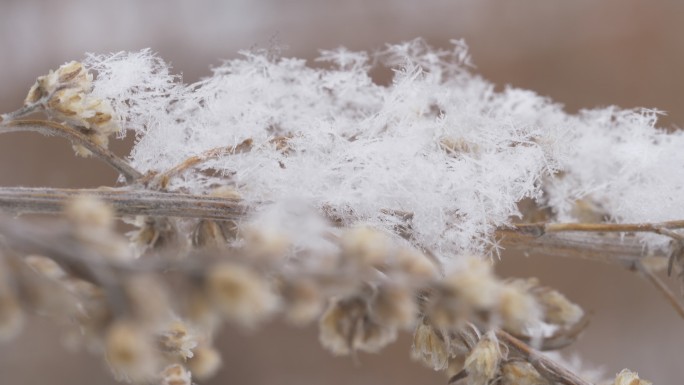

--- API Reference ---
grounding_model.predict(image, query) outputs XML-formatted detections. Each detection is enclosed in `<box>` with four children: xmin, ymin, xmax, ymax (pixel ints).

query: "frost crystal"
<box><xmin>82</xmin><ymin>39</ymin><xmax>681</xmax><ymax>260</ymax></box>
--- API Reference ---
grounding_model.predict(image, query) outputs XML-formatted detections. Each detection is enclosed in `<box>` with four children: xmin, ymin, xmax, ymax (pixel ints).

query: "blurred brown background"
<box><xmin>1</xmin><ymin>1</ymin><xmax>683</xmax><ymax>384</ymax></box>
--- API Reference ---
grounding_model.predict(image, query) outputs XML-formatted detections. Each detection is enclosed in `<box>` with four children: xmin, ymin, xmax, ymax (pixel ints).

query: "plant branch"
<box><xmin>495</xmin><ymin>230</ymin><xmax>665</xmax><ymax>266</ymax></box>
<box><xmin>141</xmin><ymin>138</ymin><xmax>253</xmax><ymax>189</ymax></box>
<box><xmin>0</xmin><ymin>119</ymin><xmax>142</xmax><ymax>183</ymax></box>
<box><xmin>513</xmin><ymin>220</ymin><xmax>684</xmax><ymax>237</ymax></box>
<box><xmin>0</xmin><ymin>186</ymin><xmax>673</xmax><ymax>265</ymax></box>
<box><xmin>0</xmin><ymin>187</ymin><xmax>248</xmax><ymax>220</ymax></box>
<box><xmin>497</xmin><ymin>330</ymin><xmax>594</xmax><ymax>385</ymax></box>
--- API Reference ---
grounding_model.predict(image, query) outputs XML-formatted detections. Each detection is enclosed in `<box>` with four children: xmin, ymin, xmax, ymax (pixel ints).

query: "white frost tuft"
<box><xmin>83</xmin><ymin>40</ymin><xmax>682</xmax><ymax>259</ymax></box>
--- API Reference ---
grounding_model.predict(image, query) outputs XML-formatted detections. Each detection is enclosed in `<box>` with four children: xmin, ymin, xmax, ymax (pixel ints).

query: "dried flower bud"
<box><xmin>394</xmin><ymin>248</ymin><xmax>438</xmax><ymax>279</ymax></box>
<box><xmin>206</xmin><ymin>263</ymin><xmax>278</xmax><ymax>326</ymax></box>
<box><xmin>501</xmin><ymin>361</ymin><xmax>549</xmax><ymax>385</ymax></box>
<box><xmin>445</xmin><ymin>356</ymin><xmax>466</xmax><ymax>382</ymax></box>
<box><xmin>353</xmin><ymin>318</ymin><xmax>397</xmax><ymax>354</ymax></box>
<box><xmin>319</xmin><ymin>297</ymin><xmax>397</xmax><ymax>355</ymax></box>
<box><xmin>371</xmin><ymin>284</ymin><xmax>417</xmax><ymax>329</ymax></box>
<box><xmin>105</xmin><ymin>320</ymin><xmax>159</xmax><ymax>383</ymax></box>
<box><xmin>533</xmin><ymin>287</ymin><xmax>583</xmax><ymax>328</ymax></box>
<box><xmin>281</xmin><ymin>279</ymin><xmax>324</xmax><ymax>325</ymax></box>
<box><xmin>24</xmin><ymin>255</ymin><xmax>67</xmax><ymax>280</ymax></box>
<box><xmin>499</xmin><ymin>279</ymin><xmax>542</xmax><ymax>335</ymax></box>
<box><xmin>157</xmin><ymin>320</ymin><xmax>198</xmax><ymax>360</ymax></box>
<box><xmin>159</xmin><ymin>364</ymin><xmax>192</xmax><ymax>385</ymax></box>
<box><xmin>341</xmin><ymin>227</ymin><xmax>391</xmax><ymax>268</ymax></box>
<box><xmin>188</xmin><ymin>345</ymin><xmax>222</xmax><ymax>381</ymax></box>
<box><xmin>64</xmin><ymin>195</ymin><xmax>115</xmax><ymax>229</ymax></box>
<box><xmin>25</xmin><ymin>61</ymin><xmax>91</xmax><ymax>105</ymax></box>
<box><xmin>25</xmin><ymin>61</ymin><xmax>120</xmax><ymax>155</ymax></box>
<box><xmin>243</xmin><ymin>226</ymin><xmax>290</xmax><ymax>260</ymax></box>
<box><xmin>613</xmin><ymin>369</ymin><xmax>652</xmax><ymax>385</ymax></box>
<box><xmin>129</xmin><ymin>217</ymin><xmax>185</xmax><ymax>256</ymax></box>
<box><xmin>192</xmin><ymin>220</ymin><xmax>228</xmax><ymax>249</ymax></box>
<box><xmin>411</xmin><ymin>320</ymin><xmax>450</xmax><ymax>371</ymax></box>
<box><xmin>464</xmin><ymin>332</ymin><xmax>503</xmax><ymax>385</ymax></box>
<box><xmin>64</xmin><ymin>195</ymin><xmax>131</xmax><ymax>261</ymax></box>
<box><xmin>444</xmin><ymin>257</ymin><xmax>501</xmax><ymax>311</ymax></box>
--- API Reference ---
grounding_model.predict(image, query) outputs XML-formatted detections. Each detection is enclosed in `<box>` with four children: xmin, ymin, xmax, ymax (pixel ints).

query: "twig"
<box><xmin>0</xmin><ymin>86</ymin><xmax>66</xmax><ymax>123</ymax></box>
<box><xmin>513</xmin><ymin>220</ymin><xmax>684</xmax><ymax>236</ymax></box>
<box><xmin>0</xmin><ymin>186</ymin><xmax>673</xmax><ymax>266</ymax></box>
<box><xmin>495</xmin><ymin>230</ymin><xmax>665</xmax><ymax>266</ymax></box>
<box><xmin>634</xmin><ymin>260</ymin><xmax>684</xmax><ymax>320</ymax></box>
<box><xmin>0</xmin><ymin>119</ymin><xmax>142</xmax><ymax>183</ymax></box>
<box><xmin>141</xmin><ymin>138</ymin><xmax>253</xmax><ymax>189</ymax></box>
<box><xmin>0</xmin><ymin>187</ymin><xmax>248</xmax><ymax>220</ymax></box>
<box><xmin>0</xmin><ymin>102</ymin><xmax>42</xmax><ymax>123</ymax></box>
<box><xmin>497</xmin><ymin>330</ymin><xmax>594</xmax><ymax>385</ymax></box>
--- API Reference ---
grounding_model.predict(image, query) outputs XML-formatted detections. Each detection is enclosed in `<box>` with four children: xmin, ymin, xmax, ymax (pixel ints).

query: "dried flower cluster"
<box><xmin>0</xmin><ymin>39</ymin><xmax>670</xmax><ymax>384</ymax></box>
<box><xmin>24</xmin><ymin>61</ymin><xmax>119</xmax><ymax>155</ymax></box>
<box><xmin>0</xmin><ymin>194</ymin><xmax>595</xmax><ymax>384</ymax></box>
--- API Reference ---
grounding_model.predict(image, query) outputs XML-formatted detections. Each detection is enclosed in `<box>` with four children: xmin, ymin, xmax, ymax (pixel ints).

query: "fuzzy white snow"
<box><xmin>82</xmin><ymin>39</ymin><xmax>684</xmax><ymax>258</ymax></box>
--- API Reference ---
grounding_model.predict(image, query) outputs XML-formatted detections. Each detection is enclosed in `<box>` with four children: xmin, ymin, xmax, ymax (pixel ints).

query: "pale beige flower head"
<box><xmin>614</xmin><ymin>369</ymin><xmax>652</xmax><ymax>385</ymax></box>
<box><xmin>411</xmin><ymin>320</ymin><xmax>450</xmax><ymax>371</ymax></box>
<box><xmin>464</xmin><ymin>332</ymin><xmax>504</xmax><ymax>385</ymax></box>
<box><xmin>105</xmin><ymin>320</ymin><xmax>159</xmax><ymax>383</ymax></box>
<box><xmin>159</xmin><ymin>364</ymin><xmax>192</xmax><ymax>385</ymax></box>
<box><xmin>25</xmin><ymin>61</ymin><xmax>120</xmax><ymax>155</ymax></box>
<box><xmin>206</xmin><ymin>263</ymin><xmax>279</xmax><ymax>327</ymax></box>
<box><xmin>188</xmin><ymin>345</ymin><xmax>222</xmax><ymax>381</ymax></box>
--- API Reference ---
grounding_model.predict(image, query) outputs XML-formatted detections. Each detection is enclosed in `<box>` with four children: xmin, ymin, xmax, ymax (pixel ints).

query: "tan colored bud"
<box><xmin>105</xmin><ymin>320</ymin><xmax>158</xmax><ymax>383</ymax></box>
<box><xmin>24</xmin><ymin>61</ymin><xmax>120</xmax><ymax>154</ymax></box>
<box><xmin>64</xmin><ymin>195</ymin><xmax>115</xmax><ymax>230</ymax></box>
<box><xmin>157</xmin><ymin>320</ymin><xmax>198</xmax><ymax>360</ymax></box>
<box><xmin>394</xmin><ymin>248</ymin><xmax>438</xmax><ymax>279</ymax></box>
<box><xmin>243</xmin><ymin>226</ymin><xmax>290</xmax><ymax>260</ymax></box>
<box><xmin>188</xmin><ymin>345</ymin><xmax>222</xmax><ymax>381</ymax></box>
<box><xmin>534</xmin><ymin>287</ymin><xmax>584</xmax><ymax>328</ymax></box>
<box><xmin>464</xmin><ymin>332</ymin><xmax>503</xmax><ymax>385</ymax></box>
<box><xmin>160</xmin><ymin>364</ymin><xmax>192</xmax><ymax>385</ymax></box>
<box><xmin>192</xmin><ymin>220</ymin><xmax>228</xmax><ymax>249</ymax></box>
<box><xmin>501</xmin><ymin>361</ymin><xmax>549</xmax><ymax>385</ymax></box>
<box><xmin>444</xmin><ymin>257</ymin><xmax>501</xmax><ymax>311</ymax></box>
<box><xmin>281</xmin><ymin>279</ymin><xmax>324</xmax><ymax>325</ymax></box>
<box><xmin>206</xmin><ymin>263</ymin><xmax>278</xmax><ymax>326</ymax></box>
<box><xmin>24</xmin><ymin>255</ymin><xmax>67</xmax><ymax>280</ymax></box>
<box><xmin>341</xmin><ymin>227</ymin><xmax>391</xmax><ymax>267</ymax></box>
<box><xmin>319</xmin><ymin>297</ymin><xmax>397</xmax><ymax>355</ymax></box>
<box><xmin>614</xmin><ymin>369</ymin><xmax>652</xmax><ymax>385</ymax></box>
<box><xmin>411</xmin><ymin>321</ymin><xmax>449</xmax><ymax>371</ymax></box>
<box><xmin>371</xmin><ymin>284</ymin><xmax>417</xmax><ymax>329</ymax></box>
<box><xmin>499</xmin><ymin>280</ymin><xmax>542</xmax><ymax>335</ymax></box>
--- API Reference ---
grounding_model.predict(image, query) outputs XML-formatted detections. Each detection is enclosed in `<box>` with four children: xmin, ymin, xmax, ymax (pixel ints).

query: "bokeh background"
<box><xmin>1</xmin><ymin>1</ymin><xmax>683</xmax><ymax>384</ymax></box>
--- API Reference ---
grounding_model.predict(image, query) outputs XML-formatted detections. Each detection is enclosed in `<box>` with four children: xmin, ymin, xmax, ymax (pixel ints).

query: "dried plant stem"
<box><xmin>497</xmin><ymin>330</ymin><xmax>594</xmax><ymax>385</ymax></box>
<box><xmin>496</xmin><ymin>231</ymin><xmax>663</xmax><ymax>266</ymax></box>
<box><xmin>0</xmin><ymin>102</ymin><xmax>42</xmax><ymax>123</ymax></box>
<box><xmin>634</xmin><ymin>260</ymin><xmax>684</xmax><ymax>320</ymax></box>
<box><xmin>0</xmin><ymin>119</ymin><xmax>142</xmax><ymax>183</ymax></box>
<box><xmin>0</xmin><ymin>187</ymin><xmax>672</xmax><ymax>265</ymax></box>
<box><xmin>141</xmin><ymin>138</ymin><xmax>253</xmax><ymax>189</ymax></box>
<box><xmin>0</xmin><ymin>187</ymin><xmax>248</xmax><ymax>220</ymax></box>
<box><xmin>514</xmin><ymin>220</ymin><xmax>684</xmax><ymax>237</ymax></box>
